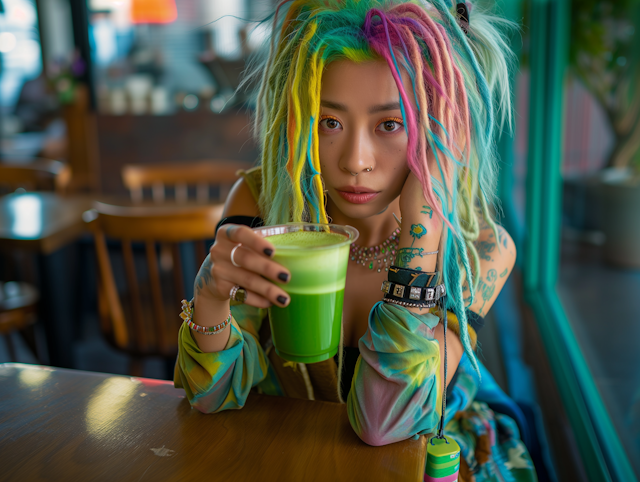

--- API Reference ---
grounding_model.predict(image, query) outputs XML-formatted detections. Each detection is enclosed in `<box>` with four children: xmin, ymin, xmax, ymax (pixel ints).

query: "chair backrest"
<box><xmin>86</xmin><ymin>202</ymin><xmax>224</xmax><ymax>364</ymax></box>
<box><xmin>121</xmin><ymin>160</ymin><xmax>253</xmax><ymax>204</ymax></box>
<box><xmin>0</xmin><ymin>159</ymin><xmax>71</xmax><ymax>194</ymax></box>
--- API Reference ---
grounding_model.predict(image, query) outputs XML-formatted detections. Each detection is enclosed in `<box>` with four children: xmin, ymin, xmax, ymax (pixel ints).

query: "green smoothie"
<box><xmin>262</xmin><ymin>229</ymin><xmax>354</xmax><ymax>364</ymax></box>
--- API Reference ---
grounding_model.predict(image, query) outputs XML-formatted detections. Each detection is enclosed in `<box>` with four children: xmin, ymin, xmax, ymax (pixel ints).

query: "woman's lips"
<box><xmin>336</xmin><ymin>190</ymin><xmax>380</xmax><ymax>204</ymax></box>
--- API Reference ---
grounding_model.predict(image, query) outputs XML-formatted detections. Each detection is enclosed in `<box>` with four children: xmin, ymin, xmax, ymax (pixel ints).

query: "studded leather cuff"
<box><xmin>387</xmin><ymin>266</ymin><xmax>438</xmax><ymax>288</ymax></box>
<box><xmin>381</xmin><ymin>280</ymin><xmax>446</xmax><ymax>308</ymax></box>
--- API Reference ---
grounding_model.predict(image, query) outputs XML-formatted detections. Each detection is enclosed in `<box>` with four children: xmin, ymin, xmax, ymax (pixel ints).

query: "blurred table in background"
<box><xmin>0</xmin><ymin>192</ymin><xmax>93</xmax><ymax>254</ymax></box>
<box><xmin>0</xmin><ymin>363</ymin><xmax>427</xmax><ymax>482</ymax></box>
<box><xmin>0</xmin><ymin>192</ymin><xmax>94</xmax><ymax>368</ymax></box>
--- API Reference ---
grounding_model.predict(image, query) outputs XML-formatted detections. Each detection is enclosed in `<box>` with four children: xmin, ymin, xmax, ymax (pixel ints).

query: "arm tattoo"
<box><xmin>409</xmin><ymin>223</ymin><xmax>427</xmax><ymax>245</ymax></box>
<box><xmin>476</xmin><ymin>240</ymin><xmax>495</xmax><ymax>261</ymax></box>
<box><xmin>194</xmin><ymin>255</ymin><xmax>214</xmax><ymax>296</ymax></box>
<box><xmin>479</xmin><ymin>219</ymin><xmax>509</xmax><ymax>246</ymax></box>
<box><xmin>420</xmin><ymin>206</ymin><xmax>434</xmax><ymax>218</ymax></box>
<box><xmin>396</xmin><ymin>247</ymin><xmax>424</xmax><ymax>270</ymax></box>
<box><xmin>499</xmin><ymin>268</ymin><xmax>508</xmax><ymax>278</ymax></box>
<box><xmin>476</xmin><ymin>268</ymin><xmax>498</xmax><ymax>316</ymax></box>
<box><xmin>497</xmin><ymin>226</ymin><xmax>509</xmax><ymax>250</ymax></box>
<box><xmin>396</xmin><ymin>223</ymin><xmax>429</xmax><ymax>270</ymax></box>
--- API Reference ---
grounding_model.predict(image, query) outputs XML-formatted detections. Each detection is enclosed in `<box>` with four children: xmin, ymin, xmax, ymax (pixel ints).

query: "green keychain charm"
<box><xmin>424</xmin><ymin>298</ymin><xmax>461</xmax><ymax>482</ymax></box>
<box><xmin>425</xmin><ymin>436</ymin><xmax>461</xmax><ymax>481</ymax></box>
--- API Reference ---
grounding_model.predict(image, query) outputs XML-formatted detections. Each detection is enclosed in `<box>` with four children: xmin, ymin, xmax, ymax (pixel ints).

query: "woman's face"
<box><xmin>318</xmin><ymin>59</ymin><xmax>411</xmax><ymax>220</ymax></box>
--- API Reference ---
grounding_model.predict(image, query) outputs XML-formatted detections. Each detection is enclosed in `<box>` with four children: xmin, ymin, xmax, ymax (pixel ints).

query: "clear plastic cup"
<box><xmin>253</xmin><ymin>223</ymin><xmax>359</xmax><ymax>363</ymax></box>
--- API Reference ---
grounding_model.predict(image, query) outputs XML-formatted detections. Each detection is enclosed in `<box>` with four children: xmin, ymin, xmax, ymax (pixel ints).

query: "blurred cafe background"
<box><xmin>0</xmin><ymin>0</ymin><xmax>638</xmax><ymax>480</ymax></box>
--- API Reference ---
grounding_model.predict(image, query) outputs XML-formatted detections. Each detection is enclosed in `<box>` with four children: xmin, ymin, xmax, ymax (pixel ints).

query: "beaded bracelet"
<box><xmin>179</xmin><ymin>299</ymin><xmax>232</xmax><ymax>335</ymax></box>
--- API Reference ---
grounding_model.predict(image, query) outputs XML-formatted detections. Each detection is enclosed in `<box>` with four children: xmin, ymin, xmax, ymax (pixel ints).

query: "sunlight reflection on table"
<box><xmin>17</xmin><ymin>365</ymin><xmax>53</xmax><ymax>388</ymax></box>
<box><xmin>85</xmin><ymin>376</ymin><xmax>140</xmax><ymax>445</ymax></box>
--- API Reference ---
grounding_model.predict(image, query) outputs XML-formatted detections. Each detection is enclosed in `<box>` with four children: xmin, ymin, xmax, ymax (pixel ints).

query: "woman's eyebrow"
<box><xmin>320</xmin><ymin>100</ymin><xmax>402</xmax><ymax>113</ymax></box>
<box><xmin>368</xmin><ymin>102</ymin><xmax>401</xmax><ymax>114</ymax></box>
<box><xmin>320</xmin><ymin>100</ymin><xmax>348</xmax><ymax>111</ymax></box>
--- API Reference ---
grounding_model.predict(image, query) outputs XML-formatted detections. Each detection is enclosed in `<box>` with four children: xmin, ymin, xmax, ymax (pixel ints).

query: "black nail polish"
<box><xmin>264</xmin><ymin>248</ymin><xmax>274</xmax><ymax>256</ymax></box>
<box><xmin>278</xmin><ymin>272</ymin><xmax>289</xmax><ymax>282</ymax></box>
<box><xmin>277</xmin><ymin>295</ymin><xmax>288</xmax><ymax>306</ymax></box>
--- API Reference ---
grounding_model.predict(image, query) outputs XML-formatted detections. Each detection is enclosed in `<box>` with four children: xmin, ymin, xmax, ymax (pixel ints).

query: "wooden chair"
<box><xmin>0</xmin><ymin>281</ymin><xmax>40</xmax><ymax>362</ymax></box>
<box><xmin>86</xmin><ymin>202</ymin><xmax>224</xmax><ymax>376</ymax></box>
<box><xmin>121</xmin><ymin>160</ymin><xmax>253</xmax><ymax>204</ymax></box>
<box><xmin>0</xmin><ymin>159</ymin><xmax>71</xmax><ymax>195</ymax></box>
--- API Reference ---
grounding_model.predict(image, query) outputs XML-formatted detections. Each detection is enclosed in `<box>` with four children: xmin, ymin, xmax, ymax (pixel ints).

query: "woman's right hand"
<box><xmin>194</xmin><ymin>224</ymin><xmax>291</xmax><ymax>309</ymax></box>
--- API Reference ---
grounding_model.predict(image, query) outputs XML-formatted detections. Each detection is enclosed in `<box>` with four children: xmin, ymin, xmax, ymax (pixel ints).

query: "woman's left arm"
<box><xmin>347</xmin><ymin>174</ymin><xmax>518</xmax><ymax>446</ymax></box>
<box><xmin>347</xmin><ymin>301</ymin><xmax>443</xmax><ymax>446</ymax></box>
<box><xmin>347</xmin><ymin>173</ymin><xmax>457</xmax><ymax>446</ymax></box>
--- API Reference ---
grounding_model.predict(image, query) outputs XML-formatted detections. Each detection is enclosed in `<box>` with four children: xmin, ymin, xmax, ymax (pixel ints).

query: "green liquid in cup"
<box><xmin>267</xmin><ymin>231</ymin><xmax>350</xmax><ymax>364</ymax></box>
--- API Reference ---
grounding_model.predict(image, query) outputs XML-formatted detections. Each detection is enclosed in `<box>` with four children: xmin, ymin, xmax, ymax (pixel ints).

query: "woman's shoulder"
<box><xmin>237</xmin><ymin>166</ymin><xmax>262</xmax><ymax>201</ymax></box>
<box><xmin>223</xmin><ymin>166</ymin><xmax>262</xmax><ymax>218</ymax></box>
<box><xmin>466</xmin><ymin>220</ymin><xmax>517</xmax><ymax>317</ymax></box>
<box><xmin>474</xmin><ymin>221</ymin><xmax>517</xmax><ymax>270</ymax></box>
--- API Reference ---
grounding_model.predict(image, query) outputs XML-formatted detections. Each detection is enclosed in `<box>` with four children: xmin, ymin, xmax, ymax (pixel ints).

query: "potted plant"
<box><xmin>569</xmin><ymin>0</ymin><xmax>640</xmax><ymax>267</ymax></box>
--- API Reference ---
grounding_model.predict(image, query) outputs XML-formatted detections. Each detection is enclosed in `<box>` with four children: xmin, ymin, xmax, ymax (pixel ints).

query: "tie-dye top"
<box><xmin>174</xmin><ymin>301</ymin><xmax>445</xmax><ymax>446</ymax></box>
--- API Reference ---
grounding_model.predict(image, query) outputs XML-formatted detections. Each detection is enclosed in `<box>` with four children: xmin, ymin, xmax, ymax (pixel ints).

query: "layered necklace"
<box><xmin>349</xmin><ymin>227</ymin><xmax>401</xmax><ymax>273</ymax></box>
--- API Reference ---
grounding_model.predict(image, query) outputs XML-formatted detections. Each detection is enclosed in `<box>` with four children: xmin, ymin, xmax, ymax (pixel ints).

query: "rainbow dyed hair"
<box><xmin>248</xmin><ymin>0</ymin><xmax>515</xmax><ymax>372</ymax></box>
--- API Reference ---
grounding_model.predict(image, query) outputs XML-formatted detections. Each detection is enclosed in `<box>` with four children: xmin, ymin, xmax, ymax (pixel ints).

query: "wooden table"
<box><xmin>0</xmin><ymin>364</ymin><xmax>427</xmax><ymax>481</ymax></box>
<box><xmin>0</xmin><ymin>191</ymin><xmax>94</xmax><ymax>254</ymax></box>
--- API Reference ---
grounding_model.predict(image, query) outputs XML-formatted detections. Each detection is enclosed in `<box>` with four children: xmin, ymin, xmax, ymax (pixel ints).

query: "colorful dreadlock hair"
<box><xmin>247</xmin><ymin>0</ymin><xmax>515</xmax><ymax>373</ymax></box>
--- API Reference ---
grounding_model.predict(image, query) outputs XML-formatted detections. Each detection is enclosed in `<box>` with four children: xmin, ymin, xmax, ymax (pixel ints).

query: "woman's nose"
<box><xmin>339</xmin><ymin>129</ymin><xmax>375</xmax><ymax>176</ymax></box>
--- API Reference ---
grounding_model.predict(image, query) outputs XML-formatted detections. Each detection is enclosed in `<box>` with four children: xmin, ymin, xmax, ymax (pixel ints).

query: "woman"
<box><xmin>175</xmin><ymin>1</ymin><xmax>534</xmax><ymax>479</ymax></box>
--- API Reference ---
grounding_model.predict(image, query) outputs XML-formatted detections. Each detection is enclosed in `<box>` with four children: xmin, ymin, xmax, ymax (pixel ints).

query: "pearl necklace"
<box><xmin>349</xmin><ymin>227</ymin><xmax>401</xmax><ymax>273</ymax></box>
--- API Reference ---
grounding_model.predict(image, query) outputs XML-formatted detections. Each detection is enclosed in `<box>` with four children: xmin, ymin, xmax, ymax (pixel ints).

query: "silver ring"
<box><xmin>365</xmin><ymin>166</ymin><xmax>373</xmax><ymax>172</ymax></box>
<box><xmin>349</xmin><ymin>170</ymin><xmax>358</xmax><ymax>176</ymax></box>
<box><xmin>230</xmin><ymin>244</ymin><xmax>242</xmax><ymax>268</ymax></box>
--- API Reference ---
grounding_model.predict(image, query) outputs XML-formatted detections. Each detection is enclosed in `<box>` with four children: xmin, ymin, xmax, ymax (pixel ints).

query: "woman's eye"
<box><xmin>319</xmin><ymin>117</ymin><xmax>342</xmax><ymax>131</ymax></box>
<box><xmin>376</xmin><ymin>118</ymin><xmax>404</xmax><ymax>133</ymax></box>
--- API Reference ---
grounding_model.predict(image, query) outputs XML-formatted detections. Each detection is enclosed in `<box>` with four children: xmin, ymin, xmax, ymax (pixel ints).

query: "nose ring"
<box><xmin>348</xmin><ymin>166</ymin><xmax>373</xmax><ymax>176</ymax></box>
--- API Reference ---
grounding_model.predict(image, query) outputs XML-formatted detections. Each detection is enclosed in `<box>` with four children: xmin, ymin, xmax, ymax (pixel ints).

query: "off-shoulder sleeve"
<box><xmin>174</xmin><ymin>303</ymin><xmax>281</xmax><ymax>413</ymax></box>
<box><xmin>347</xmin><ymin>301</ymin><xmax>442</xmax><ymax>446</ymax></box>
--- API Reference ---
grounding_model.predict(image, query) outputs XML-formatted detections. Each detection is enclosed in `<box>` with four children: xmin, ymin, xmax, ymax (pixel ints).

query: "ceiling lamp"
<box><xmin>131</xmin><ymin>0</ymin><xmax>177</xmax><ymax>24</ymax></box>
